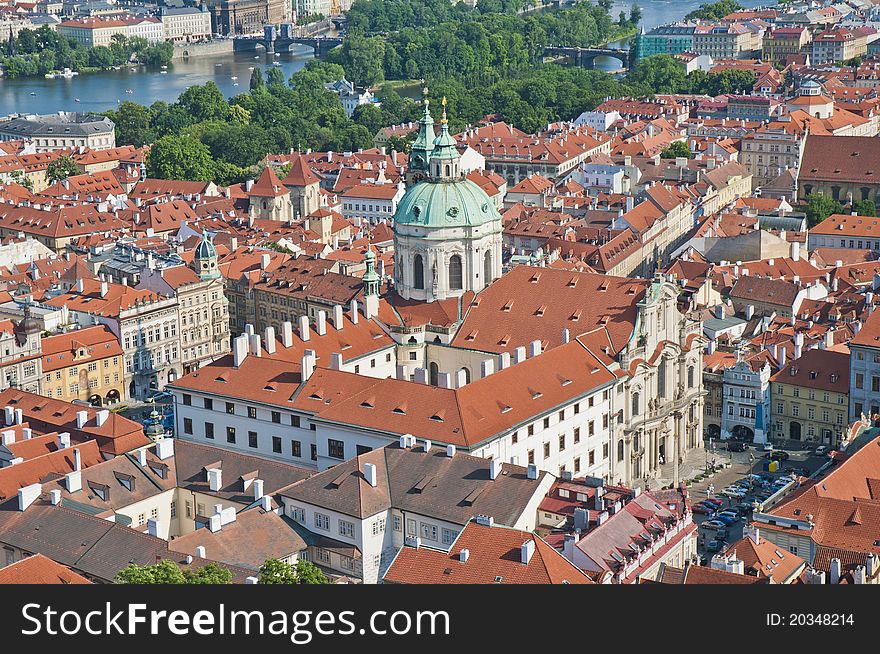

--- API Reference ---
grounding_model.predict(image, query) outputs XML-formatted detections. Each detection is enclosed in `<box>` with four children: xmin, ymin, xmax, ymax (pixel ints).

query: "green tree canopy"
<box><xmin>804</xmin><ymin>193</ymin><xmax>844</xmax><ymax>228</ymax></box>
<box><xmin>116</xmin><ymin>560</ymin><xmax>232</xmax><ymax>584</ymax></box>
<box><xmin>854</xmin><ymin>199</ymin><xmax>877</xmax><ymax>217</ymax></box>
<box><xmin>46</xmin><ymin>155</ymin><xmax>80</xmax><ymax>184</ymax></box>
<box><xmin>147</xmin><ymin>134</ymin><xmax>215</xmax><ymax>182</ymax></box>
<box><xmin>258</xmin><ymin>558</ymin><xmax>330</xmax><ymax>584</ymax></box>
<box><xmin>660</xmin><ymin>141</ymin><xmax>693</xmax><ymax>159</ymax></box>
<box><xmin>685</xmin><ymin>0</ymin><xmax>744</xmax><ymax>21</ymax></box>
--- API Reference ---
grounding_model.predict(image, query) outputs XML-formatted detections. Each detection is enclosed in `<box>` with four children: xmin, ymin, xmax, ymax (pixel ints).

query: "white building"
<box><xmin>720</xmin><ymin>356</ymin><xmax>771</xmax><ymax>444</ymax></box>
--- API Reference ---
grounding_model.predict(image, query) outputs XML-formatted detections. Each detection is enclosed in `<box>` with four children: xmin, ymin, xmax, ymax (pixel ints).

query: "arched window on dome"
<box><xmin>449</xmin><ymin>255</ymin><xmax>463</xmax><ymax>290</ymax></box>
<box><xmin>413</xmin><ymin>254</ymin><xmax>424</xmax><ymax>290</ymax></box>
<box><xmin>483</xmin><ymin>251</ymin><xmax>492</xmax><ymax>287</ymax></box>
<box><xmin>445</xmin><ymin>164</ymin><xmax>450</xmax><ymax>177</ymax></box>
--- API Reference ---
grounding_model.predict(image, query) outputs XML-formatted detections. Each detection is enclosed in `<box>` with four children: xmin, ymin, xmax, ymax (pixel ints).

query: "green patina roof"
<box><xmin>394</xmin><ymin>178</ymin><xmax>501</xmax><ymax>228</ymax></box>
<box><xmin>194</xmin><ymin>231</ymin><xmax>217</xmax><ymax>259</ymax></box>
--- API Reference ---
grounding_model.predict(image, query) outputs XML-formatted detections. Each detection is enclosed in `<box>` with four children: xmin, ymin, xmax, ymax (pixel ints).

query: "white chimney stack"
<box><xmin>57</xmin><ymin>432</ymin><xmax>70</xmax><ymax>449</ymax></box>
<box><xmin>520</xmin><ymin>539</ymin><xmax>535</xmax><ymax>564</ymax></box>
<box><xmin>316</xmin><ymin>310</ymin><xmax>327</xmax><ymax>336</ymax></box>
<box><xmin>195</xmin><ymin>546</ymin><xmax>206</xmax><ymax>558</ymax></box>
<box><xmin>155</xmin><ymin>438</ymin><xmax>174</xmax><ymax>460</ymax></box>
<box><xmin>333</xmin><ymin>304</ymin><xmax>344</xmax><ymax>330</ymax></box>
<box><xmin>249</xmin><ymin>333</ymin><xmax>262</xmax><ymax>357</ymax></box>
<box><xmin>480</xmin><ymin>359</ymin><xmax>494</xmax><ymax>378</ymax></box>
<box><xmin>446</xmin><ymin>444</ymin><xmax>456</xmax><ymax>458</ymax></box>
<box><xmin>499</xmin><ymin>352</ymin><xmax>511</xmax><ymax>370</ymax></box>
<box><xmin>489</xmin><ymin>458</ymin><xmax>502</xmax><ymax>480</ymax></box>
<box><xmin>350</xmin><ymin>298</ymin><xmax>359</xmax><ymax>324</ymax></box>
<box><xmin>95</xmin><ymin>409</ymin><xmax>109</xmax><ymax>427</ymax></box>
<box><xmin>331</xmin><ymin>352</ymin><xmax>343</xmax><ymax>370</ymax></box>
<box><xmin>264</xmin><ymin>326</ymin><xmax>276</xmax><ymax>354</ymax></box>
<box><xmin>75</xmin><ymin>410</ymin><xmax>88</xmax><ymax>429</ymax></box>
<box><xmin>513</xmin><ymin>346</ymin><xmax>527</xmax><ymax>364</ymax></box>
<box><xmin>17</xmin><ymin>483</ymin><xmax>41</xmax><ymax>511</ymax></box>
<box><xmin>208</xmin><ymin>468</ymin><xmax>222</xmax><ymax>492</ymax></box>
<box><xmin>233</xmin><ymin>333</ymin><xmax>249</xmax><ymax>368</ymax></box>
<box><xmin>529</xmin><ymin>339</ymin><xmax>542</xmax><ymax>357</ymax></box>
<box><xmin>438</xmin><ymin>372</ymin><xmax>452</xmax><ymax>388</ymax></box>
<box><xmin>281</xmin><ymin>321</ymin><xmax>294</xmax><ymax>348</ymax></box>
<box><xmin>298</xmin><ymin>315</ymin><xmax>311</xmax><ymax>342</ymax></box>
<box><xmin>50</xmin><ymin>489</ymin><xmax>61</xmax><ymax>505</ymax></box>
<box><xmin>147</xmin><ymin>518</ymin><xmax>162</xmax><ymax>538</ymax></box>
<box><xmin>301</xmin><ymin>352</ymin><xmax>315</xmax><ymax>381</ymax></box>
<box><xmin>363</xmin><ymin>462</ymin><xmax>377</xmax><ymax>487</ymax></box>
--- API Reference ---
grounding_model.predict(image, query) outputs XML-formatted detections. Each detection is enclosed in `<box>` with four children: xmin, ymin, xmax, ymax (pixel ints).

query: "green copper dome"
<box><xmin>394</xmin><ymin>178</ymin><xmax>501</xmax><ymax>228</ymax></box>
<box><xmin>194</xmin><ymin>231</ymin><xmax>217</xmax><ymax>259</ymax></box>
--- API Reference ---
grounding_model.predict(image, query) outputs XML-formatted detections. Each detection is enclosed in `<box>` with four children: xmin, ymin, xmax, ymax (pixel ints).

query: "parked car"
<box><xmin>727</xmin><ymin>441</ymin><xmax>748</xmax><ymax>452</ymax></box>
<box><xmin>706</xmin><ymin>539</ymin><xmax>724</xmax><ymax>553</ymax></box>
<box><xmin>704</xmin><ymin>498</ymin><xmax>724</xmax><ymax>507</ymax></box>
<box><xmin>721</xmin><ymin>487</ymin><xmax>746</xmax><ymax>498</ymax></box>
<box><xmin>815</xmin><ymin>445</ymin><xmax>830</xmax><ymax>456</ymax></box>
<box><xmin>715</xmin><ymin>514</ymin><xmax>737</xmax><ymax>525</ymax></box>
<box><xmin>769</xmin><ymin>451</ymin><xmax>790</xmax><ymax>461</ymax></box>
<box><xmin>692</xmin><ymin>503</ymin><xmax>715</xmax><ymax>515</ymax></box>
<box><xmin>702</xmin><ymin>520</ymin><xmax>727</xmax><ymax>531</ymax></box>
<box><xmin>763</xmin><ymin>443</ymin><xmax>774</xmax><ymax>452</ymax></box>
<box><xmin>717</xmin><ymin>510</ymin><xmax>740</xmax><ymax>522</ymax></box>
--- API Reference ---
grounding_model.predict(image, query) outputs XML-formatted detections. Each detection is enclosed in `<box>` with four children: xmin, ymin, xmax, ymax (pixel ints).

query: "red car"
<box><xmin>703</xmin><ymin>497</ymin><xmax>724</xmax><ymax>508</ymax></box>
<box><xmin>692</xmin><ymin>503</ymin><xmax>715</xmax><ymax>515</ymax></box>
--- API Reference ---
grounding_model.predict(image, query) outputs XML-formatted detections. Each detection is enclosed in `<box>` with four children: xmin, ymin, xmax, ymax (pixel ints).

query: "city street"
<box><xmin>686</xmin><ymin>441</ymin><xmax>831</xmax><ymax>562</ymax></box>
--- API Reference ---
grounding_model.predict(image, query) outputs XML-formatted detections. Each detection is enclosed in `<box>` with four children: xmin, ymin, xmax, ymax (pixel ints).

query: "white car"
<box><xmin>721</xmin><ymin>487</ymin><xmax>746</xmax><ymax>498</ymax></box>
<box><xmin>815</xmin><ymin>445</ymin><xmax>830</xmax><ymax>456</ymax></box>
<box><xmin>762</xmin><ymin>443</ymin><xmax>774</xmax><ymax>452</ymax></box>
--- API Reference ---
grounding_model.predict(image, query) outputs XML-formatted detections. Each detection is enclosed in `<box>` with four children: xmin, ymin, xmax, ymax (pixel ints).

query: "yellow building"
<box><xmin>770</xmin><ymin>348</ymin><xmax>849</xmax><ymax>446</ymax></box>
<box><xmin>41</xmin><ymin>325</ymin><xmax>125</xmax><ymax>406</ymax></box>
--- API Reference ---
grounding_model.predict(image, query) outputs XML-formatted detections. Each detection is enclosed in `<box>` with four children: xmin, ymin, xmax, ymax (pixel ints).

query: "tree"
<box><xmin>258</xmin><ymin>558</ymin><xmax>330</xmax><ymax>584</ymax></box>
<box><xmin>177</xmin><ymin>82</ymin><xmax>229</xmax><ymax>123</ymax></box>
<box><xmin>249</xmin><ymin>66</ymin><xmax>264</xmax><ymax>92</ymax></box>
<box><xmin>266</xmin><ymin>66</ymin><xmax>286</xmax><ymax>87</ymax></box>
<box><xmin>116</xmin><ymin>560</ymin><xmax>232</xmax><ymax>584</ymax></box>
<box><xmin>685</xmin><ymin>0</ymin><xmax>744</xmax><ymax>21</ymax></box>
<box><xmin>116</xmin><ymin>560</ymin><xmax>187</xmax><ymax>584</ymax></box>
<box><xmin>804</xmin><ymin>193</ymin><xmax>844</xmax><ymax>228</ymax></box>
<box><xmin>660</xmin><ymin>141</ymin><xmax>693</xmax><ymax>159</ymax></box>
<box><xmin>183</xmin><ymin>562</ymin><xmax>232</xmax><ymax>584</ymax></box>
<box><xmin>147</xmin><ymin>134</ymin><xmax>215</xmax><ymax>182</ymax></box>
<box><xmin>854</xmin><ymin>199</ymin><xmax>877</xmax><ymax>217</ymax></box>
<box><xmin>106</xmin><ymin>101</ymin><xmax>154</xmax><ymax>147</ymax></box>
<box><xmin>352</xmin><ymin>103</ymin><xmax>386</xmax><ymax>135</ymax></box>
<box><xmin>46</xmin><ymin>155</ymin><xmax>80</xmax><ymax>184</ymax></box>
<box><xmin>340</xmin><ymin>35</ymin><xmax>385</xmax><ymax>86</ymax></box>
<box><xmin>9</xmin><ymin>170</ymin><xmax>33</xmax><ymax>190</ymax></box>
<box><xmin>629</xmin><ymin>4</ymin><xmax>641</xmax><ymax>24</ymax></box>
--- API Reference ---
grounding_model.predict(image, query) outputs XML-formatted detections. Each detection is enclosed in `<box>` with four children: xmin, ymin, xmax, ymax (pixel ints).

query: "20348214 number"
<box><xmin>767</xmin><ymin>614</ymin><xmax>855</xmax><ymax>626</ymax></box>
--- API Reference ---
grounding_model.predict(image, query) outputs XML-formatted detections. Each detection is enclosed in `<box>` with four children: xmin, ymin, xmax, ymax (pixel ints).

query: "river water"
<box><xmin>0</xmin><ymin>47</ymin><xmax>315</xmax><ymax>116</ymax></box>
<box><xmin>0</xmin><ymin>0</ymin><xmax>772</xmax><ymax>115</ymax></box>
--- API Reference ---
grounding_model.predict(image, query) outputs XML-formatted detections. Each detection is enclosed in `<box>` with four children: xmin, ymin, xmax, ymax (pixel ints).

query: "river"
<box><xmin>0</xmin><ymin>0</ymin><xmax>773</xmax><ymax>115</ymax></box>
<box><xmin>0</xmin><ymin>47</ymin><xmax>315</xmax><ymax>116</ymax></box>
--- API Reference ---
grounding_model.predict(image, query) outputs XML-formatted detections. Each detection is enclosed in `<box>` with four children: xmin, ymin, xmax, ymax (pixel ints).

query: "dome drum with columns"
<box><xmin>393</xmin><ymin>96</ymin><xmax>503</xmax><ymax>302</ymax></box>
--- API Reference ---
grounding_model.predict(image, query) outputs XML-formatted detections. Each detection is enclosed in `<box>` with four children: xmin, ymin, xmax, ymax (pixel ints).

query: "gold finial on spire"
<box><xmin>441</xmin><ymin>96</ymin><xmax>448</xmax><ymax>124</ymax></box>
<box><xmin>422</xmin><ymin>85</ymin><xmax>429</xmax><ymax>109</ymax></box>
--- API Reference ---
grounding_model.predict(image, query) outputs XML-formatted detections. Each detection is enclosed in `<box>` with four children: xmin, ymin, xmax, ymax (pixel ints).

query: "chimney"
<box><xmin>17</xmin><ymin>483</ymin><xmax>41</xmax><ymax>511</ymax></box>
<box><xmin>3</xmin><ymin>406</ymin><xmax>12</xmax><ymax>425</ymax></box>
<box><xmin>14</xmin><ymin>408</ymin><xmax>22</xmax><ymax>425</ymax></box>
<box><xmin>136</xmin><ymin>447</ymin><xmax>147</xmax><ymax>467</ymax></box>
<box><xmin>249</xmin><ymin>333</ymin><xmax>262</xmax><ymax>357</ymax></box>
<box><xmin>50</xmin><ymin>489</ymin><xmax>61</xmax><ymax>505</ymax></box>
<box><xmin>715</xmin><ymin>304</ymin><xmax>726</xmax><ymax>320</ymax></box>
<box><xmin>446</xmin><ymin>444</ymin><xmax>456</xmax><ymax>458</ymax></box>
<box><xmin>499</xmin><ymin>352</ymin><xmax>511</xmax><ymax>370</ymax></box>
<box><xmin>301</xmin><ymin>352</ymin><xmax>315</xmax><ymax>381</ymax></box>
<box><xmin>562</xmin><ymin>328</ymin><xmax>570</xmax><ymax>344</ymax></box>
<box><xmin>854</xmin><ymin>320</ymin><xmax>862</xmax><ymax>336</ymax></box>
<box><xmin>316</xmin><ymin>310</ymin><xmax>327</xmax><ymax>336</ymax></box>
<box><xmin>480</xmin><ymin>359</ymin><xmax>494</xmax><ymax>378</ymax></box>
<box><xmin>264</xmin><ymin>326</ymin><xmax>276</xmax><ymax>355</ymax></box>
<box><xmin>778</xmin><ymin>346</ymin><xmax>787</xmax><ymax>367</ymax></box>
<box><xmin>261</xmin><ymin>495</ymin><xmax>271</xmax><ymax>511</ymax></box>
<box><xmin>527</xmin><ymin>464</ymin><xmax>538</xmax><ymax>480</ymax></box>
<box><xmin>195</xmin><ymin>546</ymin><xmax>206</xmax><ymax>558</ymax></box>
<box><xmin>459</xmin><ymin>549</ymin><xmax>470</xmax><ymax>562</ymax></box>
<box><xmin>520</xmin><ymin>539</ymin><xmax>536</xmax><ymax>564</ymax></box>
<box><xmin>233</xmin><ymin>333</ymin><xmax>249</xmax><ymax>368</ymax></box>
<box><xmin>350</xmin><ymin>298</ymin><xmax>359</xmax><ymax>324</ymax></box>
<box><xmin>830</xmin><ymin>558</ymin><xmax>841</xmax><ymax>584</ymax></box>
<box><xmin>332</xmin><ymin>304</ymin><xmax>344</xmax><ymax>330</ymax></box>
<box><xmin>57</xmin><ymin>432</ymin><xmax>70</xmax><ymax>449</ymax></box>
<box><xmin>281</xmin><ymin>321</ymin><xmax>294</xmax><ymax>348</ymax></box>
<box><xmin>156</xmin><ymin>438</ymin><xmax>174</xmax><ymax>460</ymax></box>
<box><xmin>76</xmin><ymin>410</ymin><xmax>88</xmax><ymax>429</ymax></box>
<box><xmin>147</xmin><ymin>518</ymin><xmax>161</xmax><ymax>538</ymax></box>
<box><xmin>574</xmin><ymin>507</ymin><xmax>589</xmax><ymax>531</ymax></box>
<box><xmin>438</xmin><ymin>372</ymin><xmax>452</xmax><ymax>389</ymax></box>
<box><xmin>75</xmin><ymin>279</ymin><xmax>84</xmax><ymax>293</ymax></box>
<box><xmin>413</xmin><ymin>367</ymin><xmax>428</xmax><ymax>384</ymax></box>
<box><xmin>363</xmin><ymin>462</ymin><xmax>377</xmax><ymax>487</ymax></box>
<box><xmin>298</xmin><ymin>315</ymin><xmax>310</xmax><ymax>341</ymax></box>
<box><xmin>513</xmin><ymin>346</ymin><xmax>527</xmax><ymax>364</ymax></box>
<box><xmin>745</xmin><ymin>304</ymin><xmax>755</xmax><ymax>320</ymax></box>
<box><xmin>208</xmin><ymin>514</ymin><xmax>222</xmax><ymax>532</ymax></box>
<box><xmin>65</xmin><ymin>466</ymin><xmax>82</xmax><ymax>493</ymax></box>
<box><xmin>21</xmin><ymin>428</ymin><xmax>31</xmax><ymax>440</ymax></box>
<box><xmin>529</xmin><ymin>339</ymin><xmax>542</xmax><ymax>357</ymax></box>
<box><xmin>252</xmin><ymin>479</ymin><xmax>264</xmax><ymax>501</ymax></box>
<box><xmin>331</xmin><ymin>353</ymin><xmax>343</xmax><ymax>370</ymax></box>
<box><xmin>245</xmin><ymin>324</ymin><xmax>255</xmax><ymax>336</ymax></box>
<box><xmin>455</xmin><ymin>368</ymin><xmax>468</xmax><ymax>388</ymax></box>
<box><xmin>208</xmin><ymin>468</ymin><xmax>222</xmax><ymax>492</ymax></box>
<box><xmin>95</xmin><ymin>409</ymin><xmax>109</xmax><ymax>427</ymax></box>
<box><xmin>563</xmin><ymin>534</ymin><xmax>578</xmax><ymax>562</ymax></box>
<box><xmin>707</xmin><ymin>339</ymin><xmax>717</xmax><ymax>355</ymax></box>
<box><xmin>489</xmin><ymin>458</ymin><xmax>502</xmax><ymax>480</ymax></box>
<box><xmin>0</xmin><ymin>430</ymin><xmax>13</xmax><ymax>447</ymax></box>
<box><xmin>260</xmin><ymin>253</ymin><xmax>271</xmax><ymax>270</ymax></box>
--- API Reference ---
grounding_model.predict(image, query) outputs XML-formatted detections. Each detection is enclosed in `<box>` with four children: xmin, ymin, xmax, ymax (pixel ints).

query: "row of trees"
<box><xmin>684</xmin><ymin>0</ymin><xmax>744</xmax><ymax>21</ymax></box>
<box><xmin>106</xmin><ymin>60</ymin><xmax>425</xmax><ymax>185</ymax></box>
<box><xmin>2</xmin><ymin>26</ymin><xmax>173</xmax><ymax>78</ymax></box>
<box><xmin>331</xmin><ymin>2</ymin><xmax>640</xmax><ymax>88</ymax></box>
<box><xmin>115</xmin><ymin>558</ymin><xmax>330</xmax><ymax>584</ymax></box>
<box><xmin>626</xmin><ymin>54</ymin><xmax>760</xmax><ymax>95</ymax></box>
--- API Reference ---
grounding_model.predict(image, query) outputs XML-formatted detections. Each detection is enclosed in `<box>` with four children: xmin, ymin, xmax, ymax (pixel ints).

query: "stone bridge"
<box><xmin>544</xmin><ymin>45</ymin><xmax>630</xmax><ymax>70</ymax></box>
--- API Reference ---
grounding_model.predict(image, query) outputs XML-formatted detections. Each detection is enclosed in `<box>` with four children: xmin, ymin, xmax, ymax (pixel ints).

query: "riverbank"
<box><xmin>171</xmin><ymin>40</ymin><xmax>235</xmax><ymax>61</ymax></box>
